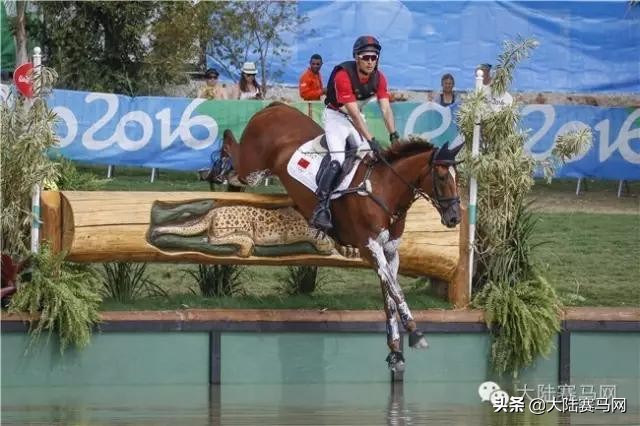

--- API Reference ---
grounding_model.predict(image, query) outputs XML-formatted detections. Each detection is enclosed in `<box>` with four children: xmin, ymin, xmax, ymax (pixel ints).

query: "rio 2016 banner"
<box><xmin>48</xmin><ymin>89</ymin><xmax>639</xmax><ymax>180</ymax></box>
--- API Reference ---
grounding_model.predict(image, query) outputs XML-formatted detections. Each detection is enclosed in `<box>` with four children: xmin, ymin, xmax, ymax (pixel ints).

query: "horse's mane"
<box><xmin>382</xmin><ymin>140</ymin><xmax>435</xmax><ymax>162</ymax></box>
<box><xmin>266</xmin><ymin>101</ymin><xmax>288</xmax><ymax>109</ymax></box>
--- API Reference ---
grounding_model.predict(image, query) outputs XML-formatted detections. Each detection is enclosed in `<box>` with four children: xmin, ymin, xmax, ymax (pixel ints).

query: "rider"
<box><xmin>310</xmin><ymin>35</ymin><xmax>400</xmax><ymax>232</ymax></box>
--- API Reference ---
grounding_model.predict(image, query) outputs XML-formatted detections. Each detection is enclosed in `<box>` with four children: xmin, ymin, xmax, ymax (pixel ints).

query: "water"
<box><xmin>2</xmin><ymin>381</ymin><xmax>638</xmax><ymax>425</ymax></box>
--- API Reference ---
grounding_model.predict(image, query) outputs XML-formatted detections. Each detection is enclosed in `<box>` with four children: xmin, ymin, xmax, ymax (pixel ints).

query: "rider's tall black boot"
<box><xmin>310</xmin><ymin>160</ymin><xmax>341</xmax><ymax>232</ymax></box>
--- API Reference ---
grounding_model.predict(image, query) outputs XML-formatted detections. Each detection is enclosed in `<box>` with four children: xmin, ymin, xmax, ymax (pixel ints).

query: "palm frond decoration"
<box><xmin>457</xmin><ymin>37</ymin><xmax>592</xmax><ymax>376</ymax></box>
<box><xmin>491</xmin><ymin>37</ymin><xmax>539</xmax><ymax>96</ymax></box>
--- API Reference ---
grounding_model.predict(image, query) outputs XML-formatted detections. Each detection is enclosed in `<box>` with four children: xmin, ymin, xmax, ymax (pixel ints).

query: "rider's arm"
<box><xmin>378</xmin><ymin>98</ymin><xmax>396</xmax><ymax>135</ymax></box>
<box><xmin>343</xmin><ymin>101</ymin><xmax>374</xmax><ymax>141</ymax></box>
<box><xmin>375</xmin><ymin>72</ymin><xmax>397</xmax><ymax>135</ymax></box>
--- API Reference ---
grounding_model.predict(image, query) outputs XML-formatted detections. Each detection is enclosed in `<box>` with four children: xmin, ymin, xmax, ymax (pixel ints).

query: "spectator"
<box><xmin>230</xmin><ymin>62</ymin><xmax>262</xmax><ymax>100</ymax></box>
<box><xmin>437</xmin><ymin>73</ymin><xmax>456</xmax><ymax>106</ymax></box>
<box><xmin>476</xmin><ymin>63</ymin><xmax>513</xmax><ymax>111</ymax></box>
<box><xmin>478</xmin><ymin>63</ymin><xmax>492</xmax><ymax>88</ymax></box>
<box><xmin>299</xmin><ymin>53</ymin><xmax>324</xmax><ymax>101</ymax></box>
<box><xmin>198</xmin><ymin>68</ymin><xmax>228</xmax><ymax>100</ymax></box>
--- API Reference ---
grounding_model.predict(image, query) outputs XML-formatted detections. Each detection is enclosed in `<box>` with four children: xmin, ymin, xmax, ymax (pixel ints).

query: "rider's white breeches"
<box><xmin>322</xmin><ymin>108</ymin><xmax>366</xmax><ymax>166</ymax></box>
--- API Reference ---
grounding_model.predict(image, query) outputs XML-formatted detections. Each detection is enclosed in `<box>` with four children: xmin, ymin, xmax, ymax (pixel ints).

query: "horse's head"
<box><xmin>421</xmin><ymin>142</ymin><xmax>463</xmax><ymax>228</ymax></box>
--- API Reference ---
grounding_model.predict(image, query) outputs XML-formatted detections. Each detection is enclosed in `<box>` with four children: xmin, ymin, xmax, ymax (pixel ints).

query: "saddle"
<box><xmin>286</xmin><ymin>134</ymin><xmax>371</xmax><ymax>199</ymax></box>
<box><xmin>314</xmin><ymin>134</ymin><xmax>365</xmax><ymax>186</ymax></box>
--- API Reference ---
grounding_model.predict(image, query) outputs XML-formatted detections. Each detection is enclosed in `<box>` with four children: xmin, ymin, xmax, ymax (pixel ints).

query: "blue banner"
<box><xmin>285</xmin><ymin>1</ymin><xmax>640</xmax><ymax>93</ymax></box>
<box><xmin>48</xmin><ymin>89</ymin><xmax>640</xmax><ymax>180</ymax></box>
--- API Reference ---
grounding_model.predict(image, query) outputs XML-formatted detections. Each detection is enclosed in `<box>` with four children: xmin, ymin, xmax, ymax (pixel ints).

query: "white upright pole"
<box><xmin>468</xmin><ymin>69</ymin><xmax>484</xmax><ymax>296</ymax></box>
<box><xmin>30</xmin><ymin>47</ymin><xmax>42</xmax><ymax>254</ymax></box>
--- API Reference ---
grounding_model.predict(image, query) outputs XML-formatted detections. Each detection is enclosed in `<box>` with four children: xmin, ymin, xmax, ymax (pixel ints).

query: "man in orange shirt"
<box><xmin>298</xmin><ymin>54</ymin><xmax>325</xmax><ymax>101</ymax></box>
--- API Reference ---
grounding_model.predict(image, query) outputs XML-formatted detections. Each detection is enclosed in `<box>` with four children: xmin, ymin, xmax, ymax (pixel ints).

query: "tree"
<box><xmin>37</xmin><ymin>1</ymin><xmax>206</xmax><ymax>96</ymax></box>
<box><xmin>13</xmin><ymin>1</ymin><xmax>27</xmax><ymax>66</ymax></box>
<box><xmin>206</xmin><ymin>1</ymin><xmax>309</xmax><ymax>96</ymax></box>
<box><xmin>25</xmin><ymin>1</ymin><xmax>306</xmax><ymax>96</ymax></box>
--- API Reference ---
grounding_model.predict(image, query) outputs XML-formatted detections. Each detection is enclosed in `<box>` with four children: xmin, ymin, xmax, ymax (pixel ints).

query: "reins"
<box><xmin>333</xmin><ymin>146</ymin><xmax>460</xmax><ymax>225</ymax></box>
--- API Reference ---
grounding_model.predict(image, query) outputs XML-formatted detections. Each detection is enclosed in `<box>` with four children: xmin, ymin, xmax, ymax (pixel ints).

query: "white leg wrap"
<box><xmin>386</xmin><ymin>294</ymin><xmax>400</xmax><ymax>343</ymax></box>
<box><xmin>368</xmin><ymin>231</ymin><xmax>413</xmax><ymax>330</ymax></box>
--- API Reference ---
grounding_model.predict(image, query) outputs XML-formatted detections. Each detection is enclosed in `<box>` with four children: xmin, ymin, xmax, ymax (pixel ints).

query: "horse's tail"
<box><xmin>152</xmin><ymin>209</ymin><xmax>216</xmax><ymax>238</ymax></box>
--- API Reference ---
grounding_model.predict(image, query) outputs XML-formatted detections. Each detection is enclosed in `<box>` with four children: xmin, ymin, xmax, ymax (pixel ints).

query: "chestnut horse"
<box><xmin>214</xmin><ymin>102</ymin><xmax>462</xmax><ymax>372</ymax></box>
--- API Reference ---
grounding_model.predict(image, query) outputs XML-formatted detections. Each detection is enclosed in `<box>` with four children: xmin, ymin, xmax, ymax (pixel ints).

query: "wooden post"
<box><xmin>450</xmin><ymin>206</ymin><xmax>470</xmax><ymax>308</ymax></box>
<box><xmin>40</xmin><ymin>191</ymin><xmax>62</xmax><ymax>253</ymax></box>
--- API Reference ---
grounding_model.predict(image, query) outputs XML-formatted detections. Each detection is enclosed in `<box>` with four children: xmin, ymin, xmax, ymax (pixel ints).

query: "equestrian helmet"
<box><xmin>353</xmin><ymin>35</ymin><xmax>382</xmax><ymax>56</ymax></box>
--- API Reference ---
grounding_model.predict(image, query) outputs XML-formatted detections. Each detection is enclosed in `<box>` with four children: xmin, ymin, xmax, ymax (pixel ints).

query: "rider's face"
<box><xmin>356</xmin><ymin>51</ymin><xmax>378</xmax><ymax>75</ymax></box>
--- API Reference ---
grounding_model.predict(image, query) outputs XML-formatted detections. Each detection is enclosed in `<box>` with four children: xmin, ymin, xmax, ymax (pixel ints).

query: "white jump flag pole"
<box><xmin>468</xmin><ymin>69</ymin><xmax>484</xmax><ymax>296</ymax></box>
<box><xmin>30</xmin><ymin>47</ymin><xmax>42</xmax><ymax>254</ymax></box>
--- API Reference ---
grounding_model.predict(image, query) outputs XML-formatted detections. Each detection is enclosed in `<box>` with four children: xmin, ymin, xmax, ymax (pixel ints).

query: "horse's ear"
<box><xmin>450</xmin><ymin>141</ymin><xmax>464</xmax><ymax>158</ymax></box>
<box><xmin>435</xmin><ymin>142</ymin><xmax>452</xmax><ymax>163</ymax></box>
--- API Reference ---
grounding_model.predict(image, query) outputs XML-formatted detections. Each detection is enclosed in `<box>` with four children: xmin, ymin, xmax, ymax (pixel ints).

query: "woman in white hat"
<box><xmin>230</xmin><ymin>61</ymin><xmax>262</xmax><ymax>100</ymax></box>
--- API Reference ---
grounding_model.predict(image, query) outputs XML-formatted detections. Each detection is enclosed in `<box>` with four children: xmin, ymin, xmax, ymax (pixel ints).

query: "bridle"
<box><xmin>339</xmin><ymin>147</ymin><xmax>460</xmax><ymax>224</ymax></box>
<box><xmin>427</xmin><ymin>151</ymin><xmax>461</xmax><ymax>215</ymax></box>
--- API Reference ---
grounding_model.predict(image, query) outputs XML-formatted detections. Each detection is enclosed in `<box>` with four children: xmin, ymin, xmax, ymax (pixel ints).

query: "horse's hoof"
<box><xmin>409</xmin><ymin>330</ymin><xmax>429</xmax><ymax>349</ymax></box>
<box><xmin>386</xmin><ymin>351</ymin><xmax>405</xmax><ymax>372</ymax></box>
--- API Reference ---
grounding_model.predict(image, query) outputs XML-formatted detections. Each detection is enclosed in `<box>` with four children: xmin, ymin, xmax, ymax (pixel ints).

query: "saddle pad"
<box><xmin>286</xmin><ymin>135</ymin><xmax>362</xmax><ymax>200</ymax></box>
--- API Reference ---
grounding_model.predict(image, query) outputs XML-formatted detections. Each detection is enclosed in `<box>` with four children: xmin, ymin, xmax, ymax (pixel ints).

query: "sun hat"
<box><xmin>241</xmin><ymin>62</ymin><xmax>258</xmax><ymax>75</ymax></box>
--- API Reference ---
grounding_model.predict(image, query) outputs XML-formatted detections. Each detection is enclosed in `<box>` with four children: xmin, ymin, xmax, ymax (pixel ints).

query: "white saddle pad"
<box><xmin>286</xmin><ymin>135</ymin><xmax>367</xmax><ymax>200</ymax></box>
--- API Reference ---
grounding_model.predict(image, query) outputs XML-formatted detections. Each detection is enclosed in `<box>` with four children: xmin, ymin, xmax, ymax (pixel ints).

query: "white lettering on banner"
<box><xmin>52</xmin><ymin>106</ymin><xmax>78</xmax><ymax>148</ymax></box>
<box><xmin>62</xmin><ymin>93</ymin><xmax>218</xmax><ymax>151</ymax></box>
<box><xmin>155</xmin><ymin>99</ymin><xmax>218</xmax><ymax>150</ymax></box>
<box><xmin>596</xmin><ymin>109</ymin><xmax>640</xmax><ymax>164</ymax></box>
<box><xmin>82</xmin><ymin>93</ymin><xmax>119</xmax><ymax>150</ymax></box>
<box><xmin>116</xmin><ymin>111</ymin><xmax>153</xmax><ymax>151</ymax></box>
<box><xmin>404</xmin><ymin>101</ymin><xmax>452</xmax><ymax>140</ymax></box>
<box><xmin>522</xmin><ymin>104</ymin><xmax>555</xmax><ymax>160</ymax></box>
<box><xmin>556</xmin><ymin>121</ymin><xmax>591</xmax><ymax>163</ymax></box>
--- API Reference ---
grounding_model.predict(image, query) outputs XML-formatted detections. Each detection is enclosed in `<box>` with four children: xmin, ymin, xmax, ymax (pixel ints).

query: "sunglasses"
<box><xmin>207</xmin><ymin>76</ymin><xmax>218</xmax><ymax>80</ymax></box>
<box><xmin>358</xmin><ymin>54</ymin><xmax>378</xmax><ymax>62</ymax></box>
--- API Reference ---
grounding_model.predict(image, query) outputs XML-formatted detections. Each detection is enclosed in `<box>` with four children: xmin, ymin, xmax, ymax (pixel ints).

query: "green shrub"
<box><xmin>281</xmin><ymin>265</ymin><xmax>322</xmax><ymax>295</ymax></box>
<box><xmin>186</xmin><ymin>264</ymin><xmax>246</xmax><ymax>297</ymax></box>
<box><xmin>8</xmin><ymin>244</ymin><xmax>102</xmax><ymax>353</ymax></box>
<box><xmin>54</xmin><ymin>157</ymin><xmax>106</xmax><ymax>191</ymax></box>
<box><xmin>1</xmin><ymin>67</ymin><xmax>59</xmax><ymax>257</ymax></box>
<box><xmin>101</xmin><ymin>262</ymin><xmax>167</xmax><ymax>303</ymax></box>
<box><xmin>474</xmin><ymin>276</ymin><xmax>561</xmax><ymax>376</ymax></box>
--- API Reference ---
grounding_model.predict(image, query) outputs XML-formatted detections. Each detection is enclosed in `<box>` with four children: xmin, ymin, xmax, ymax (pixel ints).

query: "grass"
<box><xmin>75</xmin><ymin>164</ymin><xmax>639</xmax><ymax>309</ymax></box>
<box><xmin>533</xmin><ymin>212</ymin><xmax>639</xmax><ymax>307</ymax></box>
<box><xmin>103</xmin><ymin>265</ymin><xmax>450</xmax><ymax>311</ymax></box>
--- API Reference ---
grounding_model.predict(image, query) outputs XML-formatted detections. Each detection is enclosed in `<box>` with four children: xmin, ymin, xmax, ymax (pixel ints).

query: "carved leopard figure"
<box><xmin>151</xmin><ymin>205</ymin><xmax>334</xmax><ymax>257</ymax></box>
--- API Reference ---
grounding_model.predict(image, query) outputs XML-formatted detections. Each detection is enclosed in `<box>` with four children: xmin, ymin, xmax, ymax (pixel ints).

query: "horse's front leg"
<box><xmin>381</xmin><ymin>284</ymin><xmax>405</xmax><ymax>372</ymax></box>
<box><xmin>368</xmin><ymin>229</ymin><xmax>429</xmax><ymax>350</ymax></box>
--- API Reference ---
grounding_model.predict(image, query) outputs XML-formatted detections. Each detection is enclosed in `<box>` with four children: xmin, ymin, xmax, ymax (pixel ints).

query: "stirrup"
<box><xmin>310</xmin><ymin>207</ymin><xmax>333</xmax><ymax>232</ymax></box>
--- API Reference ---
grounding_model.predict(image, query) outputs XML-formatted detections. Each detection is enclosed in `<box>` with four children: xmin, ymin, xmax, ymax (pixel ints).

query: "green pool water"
<box><xmin>2</xmin><ymin>381</ymin><xmax>637</xmax><ymax>425</ymax></box>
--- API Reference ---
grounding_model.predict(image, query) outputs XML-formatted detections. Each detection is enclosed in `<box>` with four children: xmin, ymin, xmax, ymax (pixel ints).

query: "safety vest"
<box><xmin>325</xmin><ymin>61</ymin><xmax>379</xmax><ymax>108</ymax></box>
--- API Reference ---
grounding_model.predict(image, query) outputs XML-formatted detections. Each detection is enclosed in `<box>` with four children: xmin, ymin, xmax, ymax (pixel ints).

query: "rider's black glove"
<box><xmin>389</xmin><ymin>131</ymin><xmax>400</xmax><ymax>143</ymax></box>
<box><xmin>369</xmin><ymin>137</ymin><xmax>382</xmax><ymax>155</ymax></box>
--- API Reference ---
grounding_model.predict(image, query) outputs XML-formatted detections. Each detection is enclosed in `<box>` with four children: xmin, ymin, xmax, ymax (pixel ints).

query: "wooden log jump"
<box><xmin>40</xmin><ymin>191</ymin><xmax>469</xmax><ymax>307</ymax></box>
